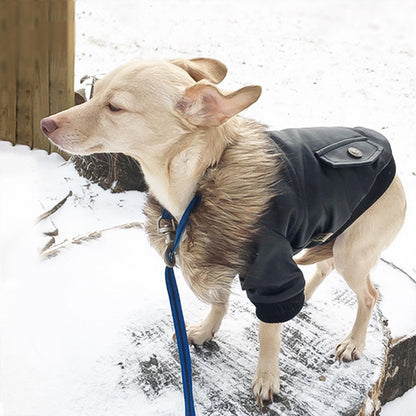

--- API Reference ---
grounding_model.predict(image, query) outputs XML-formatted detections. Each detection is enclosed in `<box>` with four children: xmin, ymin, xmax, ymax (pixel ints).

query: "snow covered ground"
<box><xmin>1</xmin><ymin>0</ymin><xmax>416</xmax><ymax>414</ymax></box>
<box><xmin>0</xmin><ymin>141</ymin><xmax>414</xmax><ymax>416</ymax></box>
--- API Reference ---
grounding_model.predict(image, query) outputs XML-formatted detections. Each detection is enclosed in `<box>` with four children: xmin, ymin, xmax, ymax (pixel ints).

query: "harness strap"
<box><xmin>161</xmin><ymin>194</ymin><xmax>201</xmax><ymax>416</ymax></box>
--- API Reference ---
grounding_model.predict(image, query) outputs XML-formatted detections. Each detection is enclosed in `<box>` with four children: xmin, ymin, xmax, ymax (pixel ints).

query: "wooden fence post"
<box><xmin>49</xmin><ymin>0</ymin><xmax>74</xmax><ymax>156</ymax></box>
<box><xmin>0</xmin><ymin>0</ymin><xmax>74</xmax><ymax>154</ymax></box>
<box><xmin>0</xmin><ymin>0</ymin><xmax>17</xmax><ymax>144</ymax></box>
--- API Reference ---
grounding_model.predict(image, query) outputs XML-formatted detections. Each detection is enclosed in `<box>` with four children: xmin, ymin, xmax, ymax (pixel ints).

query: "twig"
<box><xmin>41</xmin><ymin>221</ymin><xmax>143</xmax><ymax>258</ymax></box>
<box><xmin>40</xmin><ymin>236</ymin><xmax>56</xmax><ymax>254</ymax></box>
<box><xmin>44</xmin><ymin>229</ymin><xmax>59</xmax><ymax>237</ymax></box>
<box><xmin>35</xmin><ymin>191</ymin><xmax>73</xmax><ymax>224</ymax></box>
<box><xmin>380</xmin><ymin>257</ymin><xmax>416</xmax><ymax>284</ymax></box>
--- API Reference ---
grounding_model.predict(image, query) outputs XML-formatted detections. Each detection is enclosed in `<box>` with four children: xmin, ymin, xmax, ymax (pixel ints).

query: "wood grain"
<box><xmin>0</xmin><ymin>0</ymin><xmax>17</xmax><ymax>143</ymax></box>
<box><xmin>32</xmin><ymin>0</ymin><xmax>50</xmax><ymax>152</ymax></box>
<box><xmin>16</xmin><ymin>0</ymin><xmax>36</xmax><ymax>146</ymax></box>
<box><xmin>49</xmin><ymin>0</ymin><xmax>74</xmax><ymax>157</ymax></box>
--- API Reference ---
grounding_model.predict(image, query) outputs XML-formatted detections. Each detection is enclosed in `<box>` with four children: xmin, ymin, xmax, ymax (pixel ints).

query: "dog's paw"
<box><xmin>186</xmin><ymin>323</ymin><xmax>215</xmax><ymax>346</ymax></box>
<box><xmin>252</xmin><ymin>368</ymin><xmax>280</xmax><ymax>407</ymax></box>
<box><xmin>335</xmin><ymin>338</ymin><xmax>363</xmax><ymax>362</ymax></box>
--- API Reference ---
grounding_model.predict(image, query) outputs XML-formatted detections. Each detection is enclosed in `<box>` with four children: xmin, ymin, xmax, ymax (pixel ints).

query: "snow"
<box><xmin>372</xmin><ymin>263</ymin><xmax>416</xmax><ymax>340</ymax></box>
<box><xmin>75</xmin><ymin>0</ymin><xmax>416</xmax><ymax>280</ymax></box>
<box><xmin>381</xmin><ymin>387</ymin><xmax>416</xmax><ymax>416</ymax></box>
<box><xmin>0</xmin><ymin>143</ymin><xmax>170</xmax><ymax>415</ymax></box>
<box><xmin>1</xmin><ymin>0</ymin><xmax>416</xmax><ymax>414</ymax></box>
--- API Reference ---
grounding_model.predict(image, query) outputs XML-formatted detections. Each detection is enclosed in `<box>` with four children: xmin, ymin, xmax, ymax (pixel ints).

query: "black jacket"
<box><xmin>239</xmin><ymin>126</ymin><xmax>396</xmax><ymax>323</ymax></box>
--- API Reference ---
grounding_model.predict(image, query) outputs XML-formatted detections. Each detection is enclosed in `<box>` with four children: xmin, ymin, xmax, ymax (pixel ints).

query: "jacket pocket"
<box><xmin>315</xmin><ymin>136</ymin><xmax>383</xmax><ymax>168</ymax></box>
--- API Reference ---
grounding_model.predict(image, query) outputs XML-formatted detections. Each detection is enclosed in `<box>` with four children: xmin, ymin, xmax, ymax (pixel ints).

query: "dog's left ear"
<box><xmin>176</xmin><ymin>82</ymin><xmax>262</xmax><ymax>127</ymax></box>
<box><xmin>170</xmin><ymin>58</ymin><xmax>227</xmax><ymax>84</ymax></box>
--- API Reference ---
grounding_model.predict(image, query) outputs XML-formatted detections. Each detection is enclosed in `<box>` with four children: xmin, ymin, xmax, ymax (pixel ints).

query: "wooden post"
<box><xmin>0</xmin><ymin>0</ymin><xmax>74</xmax><ymax>153</ymax></box>
<box><xmin>49</xmin><ymin>0</ymin><xmax>74</xmax><ymax>156</ymax></box>
<box><xmin>0</xmin><ymin>1</ymin><xmax>17</xmax><ymax>144</ymax></box>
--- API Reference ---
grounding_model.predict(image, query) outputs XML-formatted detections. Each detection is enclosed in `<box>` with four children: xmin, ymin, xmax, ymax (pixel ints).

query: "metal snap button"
<box><xmin>348</xmin><ymin>147</ymin><xmax>363</xmax><ymax>158</ymax></box>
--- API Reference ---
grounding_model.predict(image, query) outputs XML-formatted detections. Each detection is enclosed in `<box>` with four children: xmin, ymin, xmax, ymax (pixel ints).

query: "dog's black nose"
<box><xmin>40</xmin><ymin>117</ymin><xmax>58</xmax><ymax>136</ymax></box>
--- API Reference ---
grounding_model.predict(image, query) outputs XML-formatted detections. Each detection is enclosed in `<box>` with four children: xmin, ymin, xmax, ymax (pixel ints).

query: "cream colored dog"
<box><xmin>41</xmin><ymin>58</ymin><xmax>406</xmax><ymax>406</ymax></box>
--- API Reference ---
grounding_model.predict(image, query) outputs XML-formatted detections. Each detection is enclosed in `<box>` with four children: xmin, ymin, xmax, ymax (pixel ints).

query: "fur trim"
<box><xmin>144</xmin><ymin>118</ymin><xmax>280</xmax><ymax>303</ymax></box>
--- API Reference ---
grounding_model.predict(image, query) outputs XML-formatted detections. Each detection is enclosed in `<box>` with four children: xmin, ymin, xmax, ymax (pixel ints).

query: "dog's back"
<box><xmin>267</xmin><ymin>126</ymin><xmax>395</xmax><ymax>251</ymax></box>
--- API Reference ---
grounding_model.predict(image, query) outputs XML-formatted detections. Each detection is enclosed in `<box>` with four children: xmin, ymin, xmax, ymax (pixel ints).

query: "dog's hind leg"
<box><xmin>252</xmin><ymin>321</ymin><xmax>281</xmax><ymax>407</ymax></box>
<box><xmin>333</xmin><ymin>176</ymin><xmax>406</xmax><ymax>362</ymax></box>
<box><xmin>334</xmin><ymin>266</ymin><xmax>379</xmax><ymax>362</ymax></box>
<box><xmin>304</xmin><ymin>258</ymin><xmax>334</xmax><ymax>302</ymax></box>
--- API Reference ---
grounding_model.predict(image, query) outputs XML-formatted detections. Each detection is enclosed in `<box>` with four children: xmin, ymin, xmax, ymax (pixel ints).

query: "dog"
<box><xmin>41</xmin><ymin>58</ymin><xmax>406</xmax><ymax>406</ymax></box>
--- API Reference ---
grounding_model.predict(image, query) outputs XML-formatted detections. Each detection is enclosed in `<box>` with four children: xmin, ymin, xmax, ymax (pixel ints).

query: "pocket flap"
<box><xmin>315</xmin><ymin>136</ymin><xmax>383</xmax><ymax>168</ymax></box>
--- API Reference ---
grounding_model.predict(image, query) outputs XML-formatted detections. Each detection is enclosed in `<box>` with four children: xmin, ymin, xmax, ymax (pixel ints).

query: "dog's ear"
<box><xmin>176</xmin><ymin>82</ymin><xmax>262</xmax><ymax>127</ymax></box>
<box><xmin>170</xmin><ymin>58</ymin><xmax>227</xmax><ymax>84</ymax></box>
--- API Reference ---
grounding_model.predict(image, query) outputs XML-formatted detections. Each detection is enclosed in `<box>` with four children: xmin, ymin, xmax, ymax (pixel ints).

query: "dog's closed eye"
<box><xmin>108</xmin><ymin>103</ymin><xmax>122</xmax><ymax>112</ymax></box>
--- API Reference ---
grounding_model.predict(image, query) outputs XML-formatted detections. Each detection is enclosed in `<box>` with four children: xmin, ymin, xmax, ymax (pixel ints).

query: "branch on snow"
<box><xmin>40</xmin><ymin>221</ymin><xmax>143</xmax><ymax>258</ymax></box>
<box><xmin>380</xmin><ymin>257</ymin><xmax>415</xmax><ymax>284</ymax></box>
<box><xmin>35</xmin><ymin>191</ymin><xmax>73</xmax><ymax>224</ymax></box>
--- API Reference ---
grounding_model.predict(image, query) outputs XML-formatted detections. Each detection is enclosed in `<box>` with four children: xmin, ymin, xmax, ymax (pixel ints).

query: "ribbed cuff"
<box><xmin>255</xmin><ymin>291</ymin><xmax>305</xmax><ymax>323</ymax></box>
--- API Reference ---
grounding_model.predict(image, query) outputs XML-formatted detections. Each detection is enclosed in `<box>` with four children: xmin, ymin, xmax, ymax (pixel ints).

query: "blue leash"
<box><xmin>159</xmin><ymin>194</ymin><xmax>201</xmax><ymax>416</ymax></box>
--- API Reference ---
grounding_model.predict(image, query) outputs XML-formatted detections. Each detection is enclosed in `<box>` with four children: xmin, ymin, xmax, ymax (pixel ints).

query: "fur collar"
<box><xmin>144</xmin><ymin>119</ymin><xmax>280</xmax><ymax>304</ymax></box>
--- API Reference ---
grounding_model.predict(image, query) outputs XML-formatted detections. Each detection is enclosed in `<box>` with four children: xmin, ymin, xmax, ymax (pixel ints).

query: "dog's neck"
<box><xmin>139</xmin><ymin>157</ymin><xmax>202</xmax><ymax>219</ymax></box>
<box><xmin>135</xmin><ymin>122</ymin><xmax>236</xmax><ymax>219</ymax></box>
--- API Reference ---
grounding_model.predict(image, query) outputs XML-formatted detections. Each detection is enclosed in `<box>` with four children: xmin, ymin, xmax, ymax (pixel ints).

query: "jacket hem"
<box><xmin>255</xmin><ymin>291</ymin><xmax>305</xmax><ymax>323</ymax></box>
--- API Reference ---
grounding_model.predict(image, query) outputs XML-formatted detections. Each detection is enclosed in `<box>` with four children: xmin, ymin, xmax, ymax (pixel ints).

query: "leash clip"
<box><xmin>163</xmin><ymin>244</ymin><xmax>176</xmax><ymax>268</ymax></box>
<box><xmin>157</xmin><ymin>216</ymin><xmax>177</xmax><ymax>268</ymax></box>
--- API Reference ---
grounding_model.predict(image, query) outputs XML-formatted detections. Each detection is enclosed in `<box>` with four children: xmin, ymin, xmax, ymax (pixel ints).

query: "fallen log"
<box><xmin>114</xmin><ymin>274</ymin><xmax>391</xmax><ymax>416</ymax></box>
<box><xmin>378</xmin><ymin>334</ymin><xmax>416</xmax><ymax>407</ymax></box>
<box><xmin>39</xmin><ymin>219</ymin><xmax>414</xmax><ymax>414</ymax></box>
<box><xmin>71</xmin><ymin>153</ymin><xmax>148</xmax><ymax>193</ymax></box>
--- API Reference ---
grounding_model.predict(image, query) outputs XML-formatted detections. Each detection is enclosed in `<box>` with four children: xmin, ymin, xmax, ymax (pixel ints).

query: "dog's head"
<box><xmin>40</xmin><ymin>58</ymin><xmax>261</xmax><ymax>159</ymax></box>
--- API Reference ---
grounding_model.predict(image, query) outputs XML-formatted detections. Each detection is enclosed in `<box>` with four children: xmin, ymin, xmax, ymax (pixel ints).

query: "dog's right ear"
<box><xmin>170</xmin><ymin>58</ymin><xmax>227</xmax><ymax>84</ymax></box>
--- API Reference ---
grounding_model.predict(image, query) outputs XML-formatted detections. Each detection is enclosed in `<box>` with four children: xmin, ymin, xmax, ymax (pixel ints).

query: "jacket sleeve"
<box><xmin>239</xmin><ymin>229</ymin><xmax>305</xmax><ymax>323</ymax></box>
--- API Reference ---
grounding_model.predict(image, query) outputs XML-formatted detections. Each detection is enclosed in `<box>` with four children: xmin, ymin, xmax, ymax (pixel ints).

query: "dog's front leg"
<box><xmin>252</xmin><ymin>321</ymin><xmax>281</xmax><ymax>407</ymax></box>
<box><xmin>186</xmin><ymin>298</ymin><xmax>229</xmax><ymax>345</ymax></box>
<box><xmin>186</xmin><ymin>302</ymin><xmax>228</xmax><ymax>345</ymax></box>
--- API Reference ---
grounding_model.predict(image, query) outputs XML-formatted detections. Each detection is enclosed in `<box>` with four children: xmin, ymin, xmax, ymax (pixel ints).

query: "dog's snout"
<box><xmin>40</xmin><ymin>117</ymin><xmax>58</xmax><ymax>136</ymax></box>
